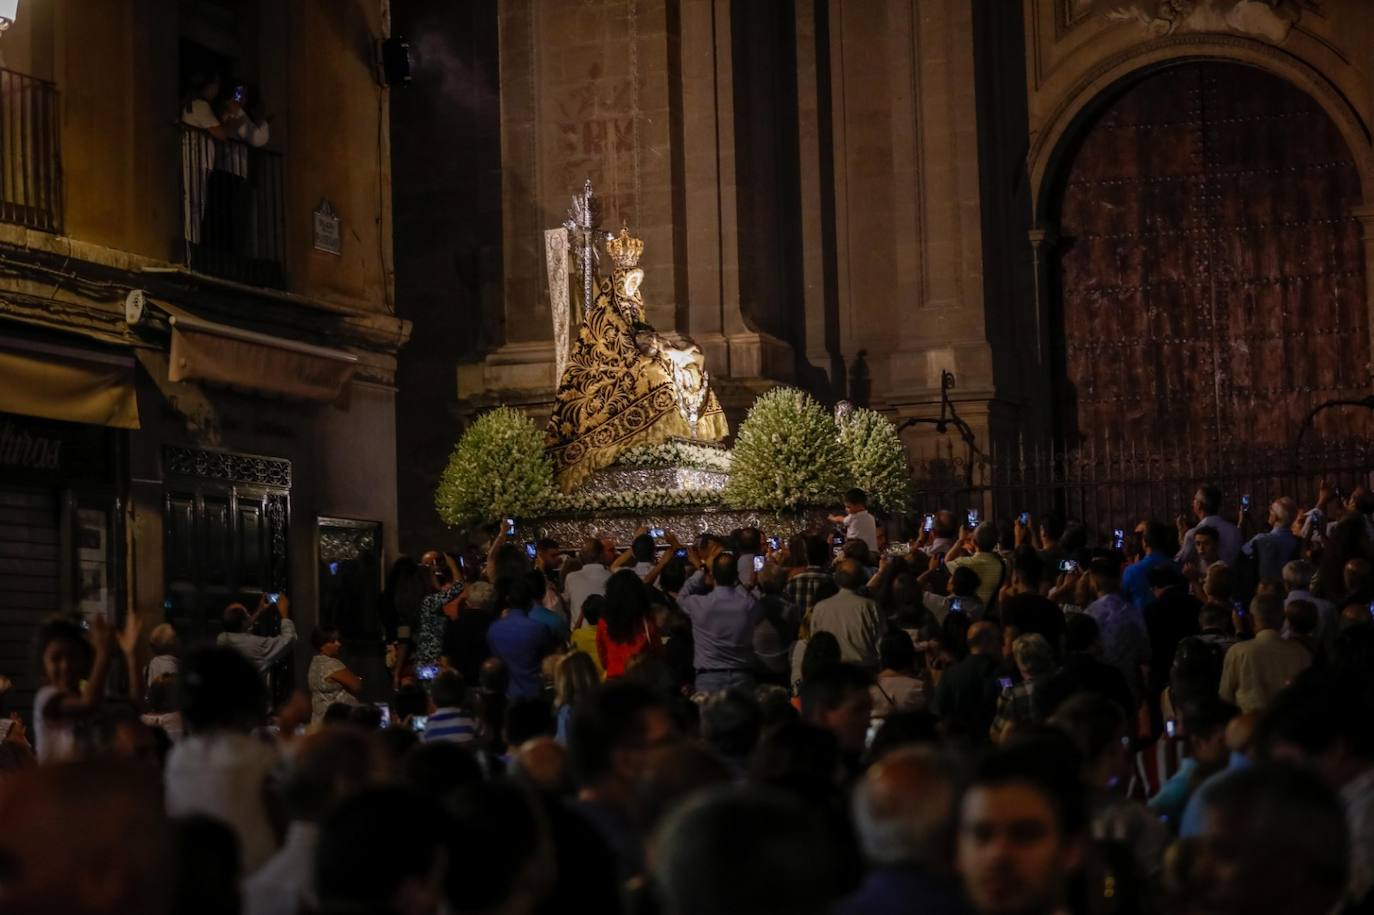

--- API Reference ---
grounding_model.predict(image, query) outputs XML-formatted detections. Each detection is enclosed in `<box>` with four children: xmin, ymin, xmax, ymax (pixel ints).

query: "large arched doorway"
<box><xmin>1050</xmin><ymin>61</ymin><xmax>1370</xmax><ymax>451</ymax></box>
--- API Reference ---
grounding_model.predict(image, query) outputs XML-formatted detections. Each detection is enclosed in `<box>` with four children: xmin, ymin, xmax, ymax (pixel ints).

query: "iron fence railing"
<box><xmin>0</xmin><ymin>67</ymin><xmax>61</xmax><ymax>233</ymax></box>
<box><xmin>179</xmin><ymin>124</ymin><xmax>285</xmax><ymax>287</ymax></box>
<box><xmin>909</xmin><ymin>432</ymin><xmax>1374</xmax><ymax>543</ymax></box>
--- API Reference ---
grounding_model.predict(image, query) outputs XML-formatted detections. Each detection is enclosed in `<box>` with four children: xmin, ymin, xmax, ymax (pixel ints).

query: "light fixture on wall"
<box><xmin>0</xmin><ymin>0</ymin><xmax>17</xmax><ymax>31</ymax></box>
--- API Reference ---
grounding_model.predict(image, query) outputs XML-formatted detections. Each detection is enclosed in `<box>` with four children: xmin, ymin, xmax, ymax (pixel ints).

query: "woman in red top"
<box><xmin>596</xmin><ymin>569</ymin><xmax>662</xmax><ymax>678</ymax></box>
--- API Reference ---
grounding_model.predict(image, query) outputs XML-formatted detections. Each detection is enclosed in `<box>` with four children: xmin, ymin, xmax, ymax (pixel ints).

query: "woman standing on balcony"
<box><xmin>180</xmin><ymin>72</ymin><xmax>226</xmax><ymax>249</ymax></box>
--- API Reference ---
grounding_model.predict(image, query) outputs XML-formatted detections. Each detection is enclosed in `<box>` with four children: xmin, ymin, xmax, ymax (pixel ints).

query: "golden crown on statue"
<box><xmin>606</xmin><ymin>226</ymin><xmax>644</xmax><ymax>269</ymax></box>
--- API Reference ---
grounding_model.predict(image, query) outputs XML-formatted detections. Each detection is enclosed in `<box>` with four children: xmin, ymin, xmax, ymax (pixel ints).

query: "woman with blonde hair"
<box><xmin>146</xmin><ymin>623</ymin><xmax>180</xmax><ymax>686</ymax></box>
<box><xmin>553</xmin><ymin>650</ymin><xmax>600</xmax><ymax>744</ymax></box>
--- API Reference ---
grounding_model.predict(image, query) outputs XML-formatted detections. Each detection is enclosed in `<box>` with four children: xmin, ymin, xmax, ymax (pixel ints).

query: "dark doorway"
<box><xmin>1050</xmin><ymin>61</ymin><xmax>1370</xmax><ymax>450</ymax></box>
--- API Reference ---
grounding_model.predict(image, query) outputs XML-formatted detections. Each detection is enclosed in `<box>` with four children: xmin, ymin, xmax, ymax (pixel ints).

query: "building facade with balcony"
<box><xmin>0</xmin><ymin>0</ymin><xmax>408</xmax><ymax>713</ymax></box>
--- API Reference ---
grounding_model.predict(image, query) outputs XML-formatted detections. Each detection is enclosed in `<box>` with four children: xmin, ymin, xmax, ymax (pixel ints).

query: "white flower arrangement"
<box><xmin>839</xmin><ymin>407</ymin><xmax>914</xmax><ymax>517</ymax></box>
<box><xmin>614</xmin><ymin>441</ymin><xmax>733</xmax><ymax>473</ymax></box>
<box><xmin>546</xmin><ymin>486</ymin><xmax>724</xmax><ymax>515</ymax></box>
<box><xmin>435</xmin><ymin>407</ymin><xmax>554</xmax><ymax>527</ymax></box>
<box><xmin>724</xmin><ymin>387</ymin><xmax>847</xmax><ymax>511</ymax></box>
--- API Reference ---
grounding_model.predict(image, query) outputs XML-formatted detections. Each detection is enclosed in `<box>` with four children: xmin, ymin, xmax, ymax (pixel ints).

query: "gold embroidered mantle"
<box><xmin>544</xmin><ymin>271</ymin><xmax>728</xmax><ymax>492</ymax></box>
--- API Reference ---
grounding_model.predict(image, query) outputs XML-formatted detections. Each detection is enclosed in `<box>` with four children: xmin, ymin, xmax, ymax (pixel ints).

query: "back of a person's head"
<box><xmin>1198</xmin><ymin>600</ymin><xmax>1231</xmax><ymax>631</ymax></box>
<box><xmin>738</xmin><ymin>528</ymin><xmax>763</xmax><ymax>554</ymax></box>
<box><xmin>1250</xmin><ymin>592</ymin><xmax>1285</xmax><ymax>630</ymax></box>
<box><xmin>315</xmin><ymin>786</ymin><xmax>448</xmax><ymax>912</ymax></box>
<box><xmin>972</xmin><ymin>522</ymin><xmax>998</xmax><ymax>553</ymax></box>
<box><xmin>1143</xmin><ymin>519</ymin><xmax>1172</xmax><ymax>552</ymax></box>
<box><xmin>965</xmin><ymin>736</ymin><xmax>1088</xmax><ymax>838</ymax></box>
<box><xmin>1088</xmin><ymin>556</ymin><xmax>1120</xmax><ymax>591</ymax></box>
<box><xmin>844</xmin><ymin>488</ymin><xmax>868</xmax><ymax>508</ymax></box>
<box><xmin>655</xmin><ymin>785</ymin><xmax>837</xmax><ymax>915</ymax></box>
<box><xmin>701</xmin><ymin>689</ymin><xmax>763</xmax><ymax>760</ymax></box>
<box><xmin>391</xmin><ymin>682</ymin><xmax>430</xmax><ymax>722</ymax></box>
<box><xmin>803</xmin><ymin>534</ymin><xmax>831</xmax><ymax>567</ymax></box>
<box><xmin>1255</xmin><ymin>674</ymin><xmax>1374</xmax><ymax>762</ymax></box>
<box><xmin>497</xmin><ymin>574</ymin><xmax>535</xmax><ymax>612</ymax></box>
<box><xmin>1197</xmin><ymin>485</ymin><xmax>1223</xmax><ymax>516</ymax></box>
<box><xmin>800</xmin><ymin>662</ymin><xmax>873</xmax><ymax>722</ymax></box>
<box><xmin>402</xmin><ymin>741</ymin><xmax>483</xmax><ymax>800</ymax></box>
<box><xmin>1063</xmin><ymin>613</ymin><xmax>1101</xmax><ymax>654</ymax></box>
<box><xmin>179</xmin><ymin>646</ymin><xmax>264</xmax><ymax>733</ymax></box>
<box><xmin>638</xmin><ymin>741</ymin><xmax>732</xmax><ymax>831</ymax></box>
<box><xmin>553</xmin><ymin>651</ymin><xmax>599</xmax><ymax>707</ymax></box>
<box><xmin>950</xmin><ymin>565</ymin><xmax>981</xmax><ymax>598</ymax></box>
<box><xmin>580</xmin><ymin>593</ymin><xmax>606</xmax><ymax>626</ymax></box>
<box><xmin>604</xmin><ymin>569</ymin><xmax>649</xmax><ymax>642</ymax></box>
<box><xmin>1193</xmin><ymin>762</ymin><xmax>1349</xmax><ymax>913</ymax></box>
<box><xmin>841</xmin><ymin>539</ymin><xmax>870</xmax><ymax>566</ymax></box>
<box><xmin>1204</xmin><ymin>563</ymin><xmax>1235</xmax><ymax>601</ymax></box>
<box><xmin>1046</xmin><ymin>692</ymin><xmax>1125</xmax><ymax>767</ymax></box>
<box><xmin>523</xmin><ymin>570</ymin><xmax>548</xmax><ymax>604</ymax></box>
<box><xmin>569</xmin><ymin>680</ymin><xmax>665</xmax><ymax>786</ymax></box>
<box><xmin>868</xmin><ymin>710</ymin><xmax>941</xmax><ymax>761</ymax></box>
<box><xmin>658</xmin><ymin>558</ymin><xmax>689</xmax><ymax>594</ymax></box>
<box><xmin>1179</xmin><ymin>696</ymin><xmax>1240</xmax><ymax>743</ymax></box>
<box><xmin>430</xmin><ymin>671</ymin><xmax>468</xmax><ymax>710</ymax></box>
<box><xmin>220</xmin><ymin>603</ymin><xmax>250</xmax><ymax>634</ymax></box>
<box><xmin>852</xmin><ymin>746</ymin><xmax>957</xmax><ymax>871</ymax></box>
<box><xmin>748</xmin><ymin>719</ymin><xmax>842</xmax><ymax>799</ymax></box>
<box><xmin>632</xmin><ymin>533</ymin><xmax>656</xmax><ymax>563</ymax></box>
<box><xmin>479</xmin><ymin>657</ymin><xmax>509</xmax><ymax>694</ymax></box>
<box><xmin>149</xmin><ymin>622</ymin><xmax>178</xmax><ymax>654</ymax></box>
<box><xmin>282</xmin><ymin>728</ymin><xmax>383</xmax><ymax>822</ymax></box>
<box><xmin>1282</xmin><ymin>559</ymin><xmax>1315</xmax><ymax>593</ymax></box>
<box><xmin>1145</xmin><ymin>561</ymin><xmax>1185</xmax><ymax>590</ymax></box>
<box><xmin>1284</xmin><ymin>599</ymin><xmax>1319</xmax><ymax>636</ymax></box>
<box><xmin>577</xmin><ymin>539</ymin><xmax>603</xmax><ymax>565</ymax></box>
<box><xmin>832</xmin><ymin>558</ymin><xmax>864</xmax><ymax>590</ymax></box>
<box><xmin>757</xmin><ymin>562</ymin><xmax>789</xmax><ymax>595</ymax></box>
<box><xmin>444</xmin><ymin>781</ymin><xmax>549</xmax><ymax>915</ymax></box>
<box><xmin>1012</xmin><ymin>633</ymin><xmax>1056</xmax><ymax>678</ymax></box>
<box><xmin>1012</xmin><ymin>546</ymin><xmax>1044</xmax><ymax>588</ymax></box>
<box><xmin>799</xmin><ymin>632</ymin><xmax>842</xmax><ymax>684</ymax></box>
<box><xmin>878</xmin><ymin>628</ymin><xmax>917</xmax><ymax>672</ymax></box>
<box><xmin>322</xmin><ymin>703</ymin><xmax>354</xmax><ymax>727</ymax></box>
<box><xmin>711</xmin><ymin>552</ymin><xmax>739</xmax><ymax>587</ymax></box>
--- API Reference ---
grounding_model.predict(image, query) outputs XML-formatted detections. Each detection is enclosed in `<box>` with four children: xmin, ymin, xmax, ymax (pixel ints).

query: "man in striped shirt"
<box><xmin>423</xmin><ymin>672</ymin><xmax>477</xmax><ymax>745</ymax></box>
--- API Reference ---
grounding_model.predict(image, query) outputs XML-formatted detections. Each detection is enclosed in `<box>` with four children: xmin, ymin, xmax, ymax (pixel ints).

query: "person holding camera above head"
<box><xmin>218</xmin><ymin>593</ymin><xmax>296</xmax><ymax>675</ymax></box>
<box><xmin>393</xmin><ymin>550</ymin><xmax>462</xmax><ymax>689</ymax></box>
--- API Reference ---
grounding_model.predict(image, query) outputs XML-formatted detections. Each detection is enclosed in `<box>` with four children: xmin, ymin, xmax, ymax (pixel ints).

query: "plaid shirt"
<box><xmin>787</xmin><ymin>568</ymin><xmax>833</xmax><ymax>639</ymax></box>
<box><xmin>990</xmin><ymin>676</ymin><xmax>1048</xmax><ymax>739</ymax></box>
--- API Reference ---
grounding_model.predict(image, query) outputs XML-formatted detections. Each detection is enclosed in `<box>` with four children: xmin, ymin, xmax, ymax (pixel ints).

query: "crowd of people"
<box><xmin>2</xmin><ymin>482</ymin><xmax>1373</xmax><ymax>915</ymax></box>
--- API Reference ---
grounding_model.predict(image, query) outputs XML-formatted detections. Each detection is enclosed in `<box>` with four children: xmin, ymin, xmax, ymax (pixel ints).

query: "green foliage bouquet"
<box><xmin>435</xmin><ymin>407</ymin><xmax>553</xmax><ymax>527</ymax></box>
<box><xmin>724</xmin><ymin>387</ymin><xmax>846</xmax><ymax>511</ymax></box>
<box><xmin>839</xmin><ymin>407</ymin><xmax>914</xmax><ymax>516</ymax></box>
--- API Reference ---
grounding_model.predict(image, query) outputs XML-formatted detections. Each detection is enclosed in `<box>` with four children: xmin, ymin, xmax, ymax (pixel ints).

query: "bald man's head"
<box><xmin>852</xmin><ymin>747</ymin><xmax>958</xmax><ymax>874</ymax></box>
<box><xmin>834</xmin><ymin>559</ymin><xmax>865</xmax><ymax>591</ymax></box>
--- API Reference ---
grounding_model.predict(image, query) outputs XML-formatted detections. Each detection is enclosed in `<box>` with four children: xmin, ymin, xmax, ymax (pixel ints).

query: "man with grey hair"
<box><xmin>946</xmin><ymin>522</ymin><xmax>1008</xmax><ymax>609</ymax></box>
<box><xmin>990</xmin><ymin>634</ymin><xmax>1060</xmax><ymax>743</ymax></box>
<box><xmin>810</xmin><ymin>559</ymin><xmax>885</xmax><ymax>671</ymax></box>
<box><xmin>1282</xmin><ymin>558</ymin><xmax>1337</xmax><ymax>656</ymax></box>
<box><xmin>842</xmin><ymin>747</ymin><xmax>966</xmax><ymax>915</ymax></box>
<box><xmin>1242</xmin><ymin>498</ymin><xmax>1299</xmax><ymax>583</ymax></box>
<box><xmin>565</xmin><ymin>538</ymin><xmax>612</xmax><ymax>628</ymax></box>
<box><xmin>1218</xmin><ymin>593</ymin><xmax>1310</xmax><ymax>712</ymax></box>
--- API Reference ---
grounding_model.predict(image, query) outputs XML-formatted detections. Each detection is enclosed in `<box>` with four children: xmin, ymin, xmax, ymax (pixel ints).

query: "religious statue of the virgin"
<box><xmin>545</xmin><ymin>226</ymin><xmax>729</xmax><ymax>491</ymax></box>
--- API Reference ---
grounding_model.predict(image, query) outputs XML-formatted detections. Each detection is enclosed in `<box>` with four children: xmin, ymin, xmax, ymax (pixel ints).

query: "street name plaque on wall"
<box><xmin>313</xmin><ymin>200</ymin><xmax>341</xmax><ymax>255</ymax></box>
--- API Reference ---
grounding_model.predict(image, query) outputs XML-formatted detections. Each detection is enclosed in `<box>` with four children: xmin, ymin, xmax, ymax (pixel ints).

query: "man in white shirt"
<box><xmin>565</xmin><ymin>539</ymin><xmax>612</xmax><ymax>628</ymax></box>
<box><xmin>1176</xmin><ymin>485</ymin><xmax>1242</xmax><ymax>567</ymax></box>
<box><xmin>244</xmin><ymin>728</ymin><xmax>383</xmax><ymax>912</ymax></box>
<box><xmin>218</xmin><ymin>594</ymin><xmax>296</xmax><ymax>674</ymax></box>
<box><xmin>829</xmin><ymin>488</ymin><xmax>879</xmax><ymax>554</ymax></box>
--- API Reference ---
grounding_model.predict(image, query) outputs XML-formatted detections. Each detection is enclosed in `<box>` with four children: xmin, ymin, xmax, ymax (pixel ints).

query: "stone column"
<box><xmin>1354</xmin><ymin>205</ymin><xmax>1374</xmax><ymax>385</ymax></box>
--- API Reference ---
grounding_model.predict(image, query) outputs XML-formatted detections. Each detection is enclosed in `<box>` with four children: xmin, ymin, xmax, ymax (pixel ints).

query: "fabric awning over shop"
<box><xmin>167</xmin><ymin>314</ymin><xmax>357</xmax><ymax>403</ymax></box>
<box><xmin>0</xmin><ymin>337</ymin><xmax>140</xmax><ymax>429</ymax></box>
